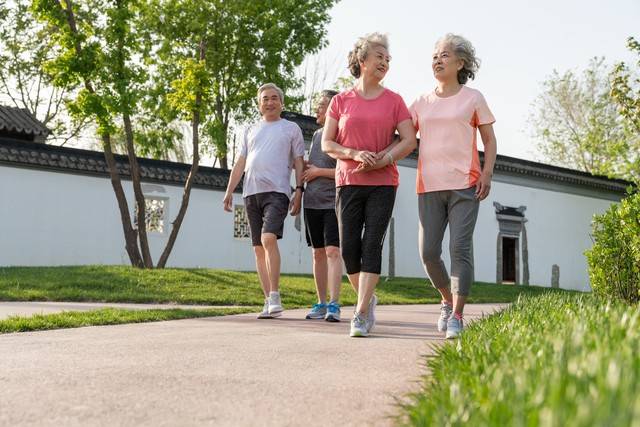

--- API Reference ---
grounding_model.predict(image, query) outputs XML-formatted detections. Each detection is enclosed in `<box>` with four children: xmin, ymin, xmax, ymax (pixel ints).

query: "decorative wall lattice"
<box><xmin>135</xmin><ymin>198</ymin><xmax>166</xmax><ymax>233</ymax></box>
<box><xmin>233</xmin><ymin>205</ymin><xmax>251</xmax><ymax>239</ymax></box>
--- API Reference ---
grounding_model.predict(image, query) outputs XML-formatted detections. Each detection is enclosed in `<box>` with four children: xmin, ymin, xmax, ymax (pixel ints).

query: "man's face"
<box><xmin>259</xmin><ymin>88</ymin><xmax>283</xmax><ymax>120</ymax></box>
<box><xmin>315</xmin><ymin>96</ymin><xmax>331</xmax><ymax>126</ymax></box>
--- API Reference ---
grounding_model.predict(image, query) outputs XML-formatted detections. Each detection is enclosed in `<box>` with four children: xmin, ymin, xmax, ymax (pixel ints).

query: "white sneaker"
<box><xmin>350</xmin><ymin>313</ymin><xmax>368</xmax><ymax>337</ymax></box>
<box><xmin>366</xmin><ymin>294</ymin><xmax>377</xmax><ymax>332</ymax></box>
<box><xmin>445</xmin><ymin>315</ymin><xmax>464</xmax><ymax>339</ymax></box>
<box><xmin>257</xmin><ymin>299</ymin><xmax>271</xmax><ymax>319</ymax></box>
<box><xmin>268</xmin><ymin>292</ymin><xmax>283</xmax><ymax>317</ymax></box>
<box><xmin>438</xmin><ymin>302</ymin><xmax>453</xmax><ymax>332</ymax></box>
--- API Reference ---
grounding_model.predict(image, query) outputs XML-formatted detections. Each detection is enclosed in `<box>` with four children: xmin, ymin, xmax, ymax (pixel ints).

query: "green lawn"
<box><xmin>397</xmin><ymin>293</ymin><xmax>640</xmax><ymax>427</ymax></box>
<box><xmin>0</xmin><ymin>265</ymin><xmax>572</xmax><ymax>307</ymax></box>
<box><xmin>0</xmin><ymin>307</ymin><xmax>255</xmax><ymax>334</ymax></box>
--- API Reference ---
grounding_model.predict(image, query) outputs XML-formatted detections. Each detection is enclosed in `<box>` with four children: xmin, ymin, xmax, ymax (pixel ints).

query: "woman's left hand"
<box><xmin>475</xmin><ymin>172</ymin><xmax>492</xmax><ymax>200</ymax></box>
<box><xmin>355</xmin><ymin>152</ymin><xmax>391</xmax><ymax>173</ymax></box>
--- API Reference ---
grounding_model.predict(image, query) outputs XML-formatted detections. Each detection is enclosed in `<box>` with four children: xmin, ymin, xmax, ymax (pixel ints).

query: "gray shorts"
<box><xmin>244</xmin><ymin>192</ymin><xmax>289</xmax><ymax>246</ymax></box>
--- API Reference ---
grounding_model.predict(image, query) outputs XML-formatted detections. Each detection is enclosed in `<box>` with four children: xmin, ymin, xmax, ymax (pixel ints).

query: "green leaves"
<box><xmin>167</xmin><ymin>58</ymin><xmax>210</xmax><ymax>118</ymax></box>
<box><xmin>530</xmin><ymin>57</ymin><xmax>637</xmax><ymax>182</ymax></box>
<box><xmin>611</xmin><ymin>37</ymin><xmax>640</xmax><ymax>143</ymax></box>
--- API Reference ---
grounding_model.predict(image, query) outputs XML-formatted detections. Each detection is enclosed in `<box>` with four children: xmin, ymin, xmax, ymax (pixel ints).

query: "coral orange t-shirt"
<box><xmin>409</xmin><ymin>86</ymin><xmax>495</xmax><ymax>193</ymax></box>
<box><xmin>328</xmin><ymin>88</ymin><xmax>412</xmax><ymax>187</ymax></box>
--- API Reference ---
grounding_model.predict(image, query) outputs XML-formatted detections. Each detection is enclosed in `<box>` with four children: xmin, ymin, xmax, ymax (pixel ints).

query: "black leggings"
<box><xmin>336</xmin><ymin>185</ymin><xmax>396</xmax><ymax>275</ymax></box>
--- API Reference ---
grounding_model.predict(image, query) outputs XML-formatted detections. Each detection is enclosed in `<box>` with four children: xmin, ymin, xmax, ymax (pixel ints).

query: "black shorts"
<box><xmin>304</xmin><ymin>208</ymin><xmax>340</xmax><ymax>249</ymax></box>
<box><xmin>244</xmin><ymin>192</ymin><xmax>289</xmax><ymax>246</ymax></box>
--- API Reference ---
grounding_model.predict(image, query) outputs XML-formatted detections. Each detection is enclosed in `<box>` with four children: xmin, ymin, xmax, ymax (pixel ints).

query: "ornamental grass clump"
<box><xmin>399</xmin><ymin>293</ymin><xmax>640</xmax><ymax>427</ymax></box>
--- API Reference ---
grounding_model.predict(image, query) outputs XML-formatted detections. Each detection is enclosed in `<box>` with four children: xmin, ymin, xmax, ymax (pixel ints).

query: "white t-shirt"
<box><xmin>240</xmin><ymin>118</ymin><xmax>305</xmax><ymax>198</ymax></box>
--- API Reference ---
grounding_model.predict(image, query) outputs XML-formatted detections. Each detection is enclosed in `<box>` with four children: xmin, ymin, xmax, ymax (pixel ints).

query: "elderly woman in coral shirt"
<box><xmin>409</xmin><ymin>34</ymin><xmax>497</xmax><ymax>339</ymax></box>
<box><xmin>322</xmin><ymin>32</ymin><xmax>416</xmax><ymax>337</ymax></box>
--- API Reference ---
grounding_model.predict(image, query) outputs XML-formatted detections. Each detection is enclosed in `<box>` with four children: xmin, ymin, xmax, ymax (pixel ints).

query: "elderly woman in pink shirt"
<box><xmin>322</xmin><ymin>33</ymin><xmax>416</xmax><ymax>337</ymax></box>
<box><xmin>409</xmin><ymin>34</ymin><xmax>497</xmax><ymax>339</ymax></box>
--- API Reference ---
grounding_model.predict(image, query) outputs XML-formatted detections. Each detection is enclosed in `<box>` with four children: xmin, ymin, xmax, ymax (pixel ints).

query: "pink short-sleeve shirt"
<box><xmin>409</xmin><ymin>86</ymin><xmax>495</xmax><ymax>193</ymax></box>
<box><xmin>328</xmin><ymin>88</ymin><xmax>412</xmax><ymax>187</ymax></box>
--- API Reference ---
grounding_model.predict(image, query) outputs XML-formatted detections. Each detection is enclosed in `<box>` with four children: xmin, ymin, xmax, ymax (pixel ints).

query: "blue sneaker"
<box><xmin>325</xmin><ymin>301</ymin><xmax>341</xmax><ymax>322</ymax></box>
<box><xmin>305</xmin><ymin>303</ymin><xmax>327</xmax><ymax>319</ymax></box>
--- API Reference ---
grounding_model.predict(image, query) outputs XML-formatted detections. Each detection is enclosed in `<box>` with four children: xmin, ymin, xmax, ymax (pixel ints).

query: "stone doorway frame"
<box><xmin>494</xmin><ymin>202</ymin><xmax>529</xmax><ymax>285</ymax></box>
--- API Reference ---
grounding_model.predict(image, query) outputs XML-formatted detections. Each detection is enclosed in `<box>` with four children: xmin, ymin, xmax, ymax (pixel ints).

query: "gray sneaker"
<box><xmin>268</xmin><ymin>292</ymin><xmax>283</xmax><ymax>317</ymax></box>
<box><xmin>366</xmin><ymin>294</ymin><xmax>378</xmax><ymax>332</ymax></box>
<box><xmin>350</xmin><ymin>313</ymin><xmax>368</xmax><ymax>337</ymax></box>
<box><xmin>445</xmin><ymin>315</ymin><xmax>464</xmax><ymax>339</ymax></box>
<box><xmin>257</xmin><ymin>299</ymin><xmax>271</xmax><ymax>319</ymax></box>
<box><xmin>438</xmin><ymin>302</ymin><xmax>453</xmax><ymax>332</ymax></box>
<box><xmin>305</xmin><ymin>303</ymin><xmax>327</xmax><ymax>319</ymax></box>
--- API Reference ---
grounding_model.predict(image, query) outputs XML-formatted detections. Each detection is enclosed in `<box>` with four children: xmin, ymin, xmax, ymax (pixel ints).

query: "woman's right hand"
<box><xmin>353</xmin><ymin>150</ymin><xmax>377</xmax><ymax>167</ymax></box>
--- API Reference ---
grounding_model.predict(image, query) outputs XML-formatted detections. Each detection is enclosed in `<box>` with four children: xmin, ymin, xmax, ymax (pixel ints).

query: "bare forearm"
<box><xmin>225</xmin><ymin>161</ymin><xmax>244</xmax><ymax>194</ymax></box>
<box><xmin>321</xmin><ymin>139</ymin><xmax>357</xmax><ymax>160</ymax></box>
<box><xmin>294</xmin><ymin>157</ymin><xmax>304</xmax><ymax>186</ymax></box>
<box><xmin>482</xmin><ymin>138</ymin><xmax>497</xmax><ymax>175</ymax></box>
<box><xmin>387</xmin><ymin>136</ymin><xmax>417</xmax><ymax>162</ymax></box>
<box><xmin>318</xmin><ymin>167</ymin><xmax>336</xmax><ymax>179</ymax></box>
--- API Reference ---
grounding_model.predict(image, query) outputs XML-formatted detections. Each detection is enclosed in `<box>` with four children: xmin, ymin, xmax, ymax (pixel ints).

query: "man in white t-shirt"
<box><xmin>223</xmin><ymin>83</ymin><xmax>305</xmax><ymax>319</ymax></box>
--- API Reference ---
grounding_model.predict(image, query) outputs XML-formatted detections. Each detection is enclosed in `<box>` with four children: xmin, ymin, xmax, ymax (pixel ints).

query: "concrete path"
<box><xmin>0</xmin><ymin>303</ymin><xmax>504</xmax><ymax>426</ymax></box>
<box><xmin>0</xmin><ymin>301</ymin><xmax>241</xmax><ymax>320</ymax></box>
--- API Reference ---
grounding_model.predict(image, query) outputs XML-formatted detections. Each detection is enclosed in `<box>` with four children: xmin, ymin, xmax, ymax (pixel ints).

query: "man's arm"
<box><xmin>223</xmin><ymin>156</ymin><xmax>246</xmax><ymax>212</ymax></box>
<box><xmin>289</xmin><ymin>156</ymin><xmax>304</xmax><ymax>215</ymax></box>
<box><xmin>303</xmin><ymin>164</ymin><xmax>335</xmax><ymax>182</ymax></box>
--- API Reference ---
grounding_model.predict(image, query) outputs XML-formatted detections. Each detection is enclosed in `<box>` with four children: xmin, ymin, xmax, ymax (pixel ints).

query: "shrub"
<box><xmin>585</xmin><ymin>190</ymin><xmax>640</xmax><ymax>304</ymax></box>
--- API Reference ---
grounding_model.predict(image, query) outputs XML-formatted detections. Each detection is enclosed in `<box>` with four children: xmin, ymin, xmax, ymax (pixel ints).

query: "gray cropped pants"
<box><xmin>418</xmin><ymin>187</ymin><xmax>479</xmax><ymax>297</ymax></box>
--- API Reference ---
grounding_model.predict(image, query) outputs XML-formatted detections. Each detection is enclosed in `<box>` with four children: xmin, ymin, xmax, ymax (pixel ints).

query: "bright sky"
<box><xmin>315</xmin><ymin>0</ymin><xmax>640</xmax><ymax>162</ymax></box>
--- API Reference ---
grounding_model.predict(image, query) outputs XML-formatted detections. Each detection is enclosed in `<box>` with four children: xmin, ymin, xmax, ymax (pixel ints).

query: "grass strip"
<box><xmin>0</xmin><ymin>265</ymin><xmax>573</xmax><ymax>306</ymax></box>
<box><xmin>0</xmin><ymin>307</ymin><xmax>256</xmax><ymax>334</ymax></box>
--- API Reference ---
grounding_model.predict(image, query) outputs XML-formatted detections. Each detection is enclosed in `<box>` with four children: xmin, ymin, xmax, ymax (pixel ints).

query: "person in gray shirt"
<box><xmin>303</xmin><ymin>90</ymin><xmax>344</xmax><ymax>322</ymax></box>
<box><xmin>224</xmin><ymin>83</ymin><xmax>305</xmax><ymax>319</ymax></box>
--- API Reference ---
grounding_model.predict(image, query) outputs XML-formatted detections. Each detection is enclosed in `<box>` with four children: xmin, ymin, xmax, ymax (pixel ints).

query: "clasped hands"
<box><xmin>353</xmin><ymin>150</ymin><xmax>393</xmax><ymax>173</ymax></box>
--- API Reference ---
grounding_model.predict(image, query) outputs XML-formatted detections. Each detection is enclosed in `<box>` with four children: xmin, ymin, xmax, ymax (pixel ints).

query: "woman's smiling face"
<box><xmin>361</xmin><ymin>45</ymin><xmax>391</xmax><ymax>81</ymax></box>
<box><xmin>432</xmin><ymin>43</ymin><xmax>463</xmax><ymax>82</ymax></box>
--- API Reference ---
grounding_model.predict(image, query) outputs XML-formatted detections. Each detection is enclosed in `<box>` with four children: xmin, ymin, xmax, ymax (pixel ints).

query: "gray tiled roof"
<box><xmin>0</xmin><ymin>105</ymin><xmax>50</xmax><ymax>138</ymax></box>
<box><xmin>281</xmin><ymin>111</ymin><xmax>319</xmax><ymax>142</ymax></box>
<box><xmin>0</xmin><ymin>137</ymin><xmax>235</xmax><ymax>191</ymax></box>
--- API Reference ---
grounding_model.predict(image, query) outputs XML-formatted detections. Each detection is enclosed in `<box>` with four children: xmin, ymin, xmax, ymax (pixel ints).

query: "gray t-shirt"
<box><xmin>303</xmin><ymin>129</ymin><xmax>337</xmax><ymax>209</ymax></box>
<box><xmin>240</xmin><ymin>118</ymin><xmax>305</xmax><ymax>198</ymax></box>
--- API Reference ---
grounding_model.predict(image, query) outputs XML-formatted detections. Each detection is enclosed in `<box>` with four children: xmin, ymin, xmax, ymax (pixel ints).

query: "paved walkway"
<box><xmin>0</xmin><ymin>301</ymin><xmax>241</xmax><ymax>320</ymax></box>
<box><xmin>0</xmin><ymin>303</ymin><xmax>504</xmax><ymax>426</ymax></box>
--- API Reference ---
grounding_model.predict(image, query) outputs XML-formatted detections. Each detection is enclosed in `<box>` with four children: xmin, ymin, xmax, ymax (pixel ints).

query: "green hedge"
<box><xmin>399</xmin><ymin>293</ymin><xmax>640</xmax><ymax>426</ymax></box>
<box><xmin>586</xmin><ymin>191</ymin><xmax>640</xmax><ymax>304</ymax></box>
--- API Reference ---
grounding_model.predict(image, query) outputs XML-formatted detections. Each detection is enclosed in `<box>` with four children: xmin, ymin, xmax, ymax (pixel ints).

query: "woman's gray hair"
<box><xmin>257</xmin><ymin>83</ymin><xmax>285</xmax><ymax>104</ymax></box>
<box><xmin>347</xmin><ymin>32</ymin><xmax>389</xmax><ymax>78</ymax></box>
<box><xmin>436</xmin><ymin>33</ymin><xmax>480</xmax><ymax>84</ymax></box>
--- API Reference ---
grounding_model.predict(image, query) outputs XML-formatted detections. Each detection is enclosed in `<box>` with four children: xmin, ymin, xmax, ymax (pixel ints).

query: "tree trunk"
<box><xmin>57</xmin><ymin>0</ymin><xmax>144</xmax><ymax>268</ymax></box>
<box><xmin>101</xmin><ymin>134</ymin><xmax>145</xmax><ymax>268</ymax></box>
<box><xmin>156</xmin><ymin>42</ymin><xmax>205</xmax><ymax>268</ymax></box>
<box><xmin>218</xmin><ymin>155</ymin><xmax>228</xmax><ymax>169</ymax></box>
<box><xmin>123</xmin><ymin>114</ymin><xmax>154</xmax><ymax>268</ymax></box>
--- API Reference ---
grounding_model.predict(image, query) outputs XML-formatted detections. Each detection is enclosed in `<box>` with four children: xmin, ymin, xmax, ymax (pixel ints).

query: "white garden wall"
<box><xmin>0</xmin><ymin>162</ymin><xmax>618</xmax><ymax>291</ymax></box>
